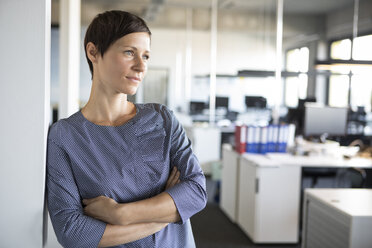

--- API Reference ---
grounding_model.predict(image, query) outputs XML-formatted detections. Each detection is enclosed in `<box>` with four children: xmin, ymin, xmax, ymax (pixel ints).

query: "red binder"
<box><xmin>235</xmin><ymin>125</ymin><xmax>246</xmax><ymax>154</ymax></box>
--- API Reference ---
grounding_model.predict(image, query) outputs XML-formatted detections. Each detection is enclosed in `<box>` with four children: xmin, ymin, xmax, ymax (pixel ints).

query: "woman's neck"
<box><xmin>81</xmin><ymin>85</ymin><xmax>135</xmax><ymax>126</ymax></box>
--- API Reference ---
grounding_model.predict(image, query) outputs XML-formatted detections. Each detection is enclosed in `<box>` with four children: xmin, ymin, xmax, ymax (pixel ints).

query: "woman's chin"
<box><xmin>125</xmin><ymin>88</ymin><xmax>138</xmax><ymax>96</ymax></box>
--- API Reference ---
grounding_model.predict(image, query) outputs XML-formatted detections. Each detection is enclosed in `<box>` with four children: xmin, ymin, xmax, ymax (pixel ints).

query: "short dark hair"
<box><xmin>84</xmin><ymin>10</ymin><xmax>151</xmax><ymax>76</ymax></box>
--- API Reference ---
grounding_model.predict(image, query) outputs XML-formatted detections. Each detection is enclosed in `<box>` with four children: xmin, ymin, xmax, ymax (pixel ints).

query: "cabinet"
<box><xmin>302</xmin><ymin>189</ymin><xmax>372</xmax><ymax>248</ymax></box>
<box><xmin>237</xmin><ymin>154</ymin><xmax>301</xmax><ymax>243</ymax></box>
<box><xmin>220</xmin><ymin>145</ymin><xmax>240</xmax><ymax>222</ymax></box>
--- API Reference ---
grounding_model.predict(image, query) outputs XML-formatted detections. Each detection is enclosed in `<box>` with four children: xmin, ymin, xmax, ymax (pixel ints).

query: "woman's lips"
<box><xmin>126</xmin><ymin>76</ymin><xmax>141</xmax><ymax>83</ymax></box>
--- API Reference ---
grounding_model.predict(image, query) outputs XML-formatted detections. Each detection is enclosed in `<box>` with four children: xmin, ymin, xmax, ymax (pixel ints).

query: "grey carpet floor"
<box><xmin>191</xmin><ymin>203</ymin><xmax>301</xmax><ymax>248</ymax></box>
<box><xmin>190</xmin><ymin>177</ymin><xmax>301</xmax><ymax>248</ymax></box>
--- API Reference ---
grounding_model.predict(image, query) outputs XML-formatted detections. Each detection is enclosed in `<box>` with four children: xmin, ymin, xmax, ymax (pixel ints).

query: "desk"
<box><xmin>221</xmin><ymin>146</ymin><xmax>372</xmax><ymax>244</ymax></box>
<box><xmin>266</xmin><ymin>153</ymin><xmax>372</xmax><ymax>168</ymax></box>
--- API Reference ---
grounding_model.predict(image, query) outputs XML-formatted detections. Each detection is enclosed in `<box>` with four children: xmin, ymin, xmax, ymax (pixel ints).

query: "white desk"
<box><xmin>302</xmin><ymin>189</ymin><xmax>372</xmax><ymax>248</ymax></box>
<box><xmin>266</xmin><ymin>153</ymin><xmax>372</xmax><ymax>168</ymax></box>
<box><xmin>221</xmin><ymin>147</ymin><xmax>372</xmax><ymax>244</ymax></box>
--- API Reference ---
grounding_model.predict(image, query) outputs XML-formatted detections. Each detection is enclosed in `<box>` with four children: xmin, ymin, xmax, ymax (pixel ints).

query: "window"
<box><xmin>285</xmin><ymin>47</ymin><xmax>309</xmax><ymax>107</ymax></box>
<box><xmin>352</xmin><ymin>34</ymin><xmax>372</xmax><ymax>60</ymax></box>
<box><xmin>350</xmin><ymin>74</ymin><xmax>372</xmax><ymax>112</ymax></box>
<box><xmin>328</xmin><ymin>67</ymin><xmax>372</xmax><ymax>110</ymax></box>
<box><xmin>328</xmin><ymin>75</ymin><xmax>349</xmax><ymax>107</ymax></box>
<box><xmin>328</xmin><ymin>35</ymin><xmax>372</xmax><ymax>110</ymax></box>
<box><xmin>287</xmin><ymin>47</ymin><xmax>309</xmax><ymax>72</ymax></box>
<box><xmin>330</xmin><ymin>39</ymin><xmax>351</xmax><ymax>60</ymax></box>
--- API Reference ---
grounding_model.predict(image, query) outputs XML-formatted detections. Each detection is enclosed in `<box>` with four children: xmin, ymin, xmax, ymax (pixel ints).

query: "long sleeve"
<box><xmin>46</xmin><ymin>136</ymin><xmax>106</xmax><ymax>248</ymax></box>
<box><xmin>163</xmin><ymin>108</ymin><xmax>207</xmax><ymax>224</ymax></box>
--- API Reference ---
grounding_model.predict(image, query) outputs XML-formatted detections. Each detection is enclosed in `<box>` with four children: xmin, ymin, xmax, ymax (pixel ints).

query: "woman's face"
<box><xmin>94</xmin><ymin>32</ymin><xmax>151</xmax><ymax>95</ymax></box>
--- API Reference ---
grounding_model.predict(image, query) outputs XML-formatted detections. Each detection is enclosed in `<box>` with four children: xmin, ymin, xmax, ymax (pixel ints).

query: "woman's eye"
<box><xmin>143</xmin><ymin>55</ymin><xmax>150</xmax><ymax>61</ymax></box>
<box><xmin>124</xmin><ymin>50</ymin><xmax>134</xmax><ymax>56</ymax></box>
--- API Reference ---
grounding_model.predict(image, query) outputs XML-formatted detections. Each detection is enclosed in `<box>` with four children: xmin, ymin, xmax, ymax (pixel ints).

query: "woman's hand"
<box><xmin>165</xmin><ymin>166</ymin><xmax>181</xmax><ymax>190</ymax></box>
<box><xmin>83</xmin><ymin>196</ymin><xmax>122</xmax><ymax>225</ymax></box>
<box><xmin>84</xmin><ymin>167</ymin><xmax>180</xmax><ymax>225</ymax></box>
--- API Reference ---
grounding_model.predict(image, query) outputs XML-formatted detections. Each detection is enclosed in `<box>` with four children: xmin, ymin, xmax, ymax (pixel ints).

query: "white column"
<box><xmin>59</xmin><ymin>0</ymin><xmax>81</xmax><ymax>119</ymax></box>
<box><xmin>184</xmin><ymin>7</ymin><xmax>193</xmax><ymax>113</ymax></box>
<box><xmin>351</xmin><ymin>0</ymin><xmax>359</xmax><ymax>59</ymax></box>
<box><xmin>175</xmin><ymin>51</ymin><xmax>184</xmax><ymax>108</ymax></box>
<box><xmin>209</xmin><ymin>0</ymin><xmax>218</xmax><ymax>124</ymax></box>
<box><xmin>0</xmin><ymin>0</ymin><xmax>50</xmax><ymax>247</ymax></box>
<box><xmin>273</xmin><ymin>0</ymin><xmax>283</xmax><ymax>124</ymax></box>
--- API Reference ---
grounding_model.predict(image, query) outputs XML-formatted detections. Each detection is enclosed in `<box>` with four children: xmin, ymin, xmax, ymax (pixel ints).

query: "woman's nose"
<box><xmin>133</xmin><ymin>56</ymin><xmax>146</xmax><ymax>72</ymax></box>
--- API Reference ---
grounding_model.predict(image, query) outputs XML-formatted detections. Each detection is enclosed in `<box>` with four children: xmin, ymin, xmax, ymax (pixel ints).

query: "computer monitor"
<box><xmin>189</xmin><ymin>101</ymin><xmax>206</xmax><ymax>114</ymax></box>
<box><xmin>303</xmin><ymin>104</ymin><xmax>348</xmax><ymax>137</ymax></box>
<box><xmin>215</xmin><ymin>96</ymin><xmax>229</xmax><ymax>109</ymax></box>
<box><xmin>245</xmin><ymin>96</ymin><xmax>267</xmax><ymax>108</ymax></box>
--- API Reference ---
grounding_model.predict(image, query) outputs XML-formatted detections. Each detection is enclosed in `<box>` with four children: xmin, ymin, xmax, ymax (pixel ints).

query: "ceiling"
<box><xmin>52</xmin><ymin>0</ymin><xmax>355</xmax><ymax>27</ymax></box>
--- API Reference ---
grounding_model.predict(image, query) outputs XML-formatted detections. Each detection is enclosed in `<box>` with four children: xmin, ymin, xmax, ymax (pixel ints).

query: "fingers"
<box><xmin>82</xmin><ymin>196</ymin><xmax>104</xmax><ymax>206</ymax></box>
<box><xmin>82</xmin><ymin>198</ymin><xmax>94</xmax><ymax>205</ymax></box>
<box><xmin>166</xmin><ymin>166</ymin><xmax>181</xmax><ymax>189</ymax></box>
<box><xmin>170</xmin><ymin>166</ymin><xmax>177</xmax><ymax>178</ymax></box>
<box><xmin>169</xmin><ymin>172</ymin><xmax>179</xmax><ymax>188</ymax></box>
<box><xmin>166</xmin><ymin>167</ymin><xmax>177</xmax><ymax>188</ymax></box>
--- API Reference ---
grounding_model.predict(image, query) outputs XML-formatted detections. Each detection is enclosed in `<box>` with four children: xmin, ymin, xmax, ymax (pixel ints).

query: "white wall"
<box><xmin>0</xmin><ymin>0</ymin><xmax>50</xmax><ymax>247</ymax></box>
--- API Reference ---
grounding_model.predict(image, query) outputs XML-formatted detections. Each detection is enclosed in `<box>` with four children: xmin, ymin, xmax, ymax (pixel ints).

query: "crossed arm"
<box><xmin>83</xmin><ymin>166</ymin><xmax>181</xmax><ymax>247</ymax></box>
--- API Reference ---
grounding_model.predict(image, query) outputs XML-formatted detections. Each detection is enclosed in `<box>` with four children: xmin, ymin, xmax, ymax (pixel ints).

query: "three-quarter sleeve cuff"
<box><xmin>165</xmin><ymin>181</ymin><xmax>206</xmax><ymax>225</ymax></box>
<box><xmin>54</xmin><ymin>215</ymin><xmax>107</xmax><ymax>248</ymax></box>
<box><xmin>91</xmin><ymin>219</ymin><xmax>107</xmax><ymax>247</ymax></box>
<box><xmin>165</xmin><ymin>183</ymin><xmax>189</xmax><ymax>225</ymax></box>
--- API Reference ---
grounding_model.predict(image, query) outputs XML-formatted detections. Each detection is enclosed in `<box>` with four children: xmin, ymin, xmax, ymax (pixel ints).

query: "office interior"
<box><xmin>1</xmin><ymin>0</ymin><xmax>372</xmax><ymax>247</ymax></box>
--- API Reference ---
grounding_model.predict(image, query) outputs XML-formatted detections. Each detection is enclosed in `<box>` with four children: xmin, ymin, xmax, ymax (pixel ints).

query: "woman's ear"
<box><xmin>86</xmin><ymin>42</ymin><xmax>99</xmax><ymax>63</ymax></box>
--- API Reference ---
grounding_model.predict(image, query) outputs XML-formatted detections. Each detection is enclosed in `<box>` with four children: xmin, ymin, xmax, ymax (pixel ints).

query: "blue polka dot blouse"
<box><xmin>46</xmin><ymin>103</ymin><xmax>207</xmax><ymax>247</ymax></box>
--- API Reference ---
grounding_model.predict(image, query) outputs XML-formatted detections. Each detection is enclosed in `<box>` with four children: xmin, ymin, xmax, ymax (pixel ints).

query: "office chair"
<box><xmin>346</xmin><ymin>167</ymin><xmax>366</xmax><ymax>188</ymax></box>
<box><xmin>302</xmin><ymin>168</ymin><xmax>338</xmax><ymax>188</ymax></box>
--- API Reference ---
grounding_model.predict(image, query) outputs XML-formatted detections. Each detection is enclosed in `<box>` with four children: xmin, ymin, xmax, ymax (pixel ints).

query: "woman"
<box><xmin>47</xmin><ymin>10</ymin><xmax>207</xmax><ymax>248</ymax></box>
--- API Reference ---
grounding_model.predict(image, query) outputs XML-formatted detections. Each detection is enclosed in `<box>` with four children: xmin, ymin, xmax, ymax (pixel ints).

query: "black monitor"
<box><xmin>189</xmin><ymin>101</ymin><xmax>206</xmax><ymax>114</ymax></box>
<box><xmin>245</xmin><ymin>96</ymin><xmax>267</xmax><ymax>108</ymax></box>
<box><xmin>286</xmin><ymin>97</ymin><xmax>317</xmax><ymax>135</ymax></box>
<box><xmin>215</xmin><ymin>96</ymin><xmax>229</xmax><ymax>109</ymax></box>
<box><xmin>286</xmin><ymin>107</ymin><xmax>303</xmax><ymax>135</ymax></box>
<box><xmin>303</xmin><ymin>104</ymin><xmax>348</xmax><ymax>137</ymax></box>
